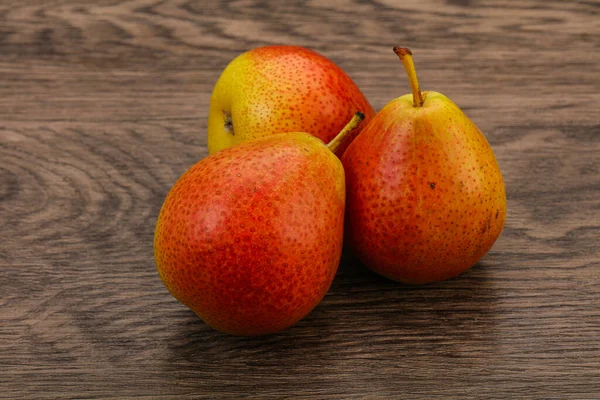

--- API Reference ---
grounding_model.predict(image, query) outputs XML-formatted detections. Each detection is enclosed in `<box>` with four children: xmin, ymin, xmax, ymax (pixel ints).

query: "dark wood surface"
<box><xmin>1</xmin><ymin>0</ymin><xmax>599</xmax><ymax>398</ymax></box>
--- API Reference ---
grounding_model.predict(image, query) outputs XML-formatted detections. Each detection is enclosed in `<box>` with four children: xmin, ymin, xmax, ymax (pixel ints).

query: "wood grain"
<box><xmin>1</xmin><ymin>0</ymin><xmax>599</xmax><ymax>398</ymax></box>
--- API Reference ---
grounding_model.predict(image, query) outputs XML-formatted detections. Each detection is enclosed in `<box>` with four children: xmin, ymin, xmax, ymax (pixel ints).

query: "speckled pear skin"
<box><xmin>154</xmin><ymin>132</ymin><xmax>345</xmax><ymax>336</ymax></box>
<box><xmin>342</xmin><ymin>91</ymin><xmax>506</xmax><ymax>284</ymax></box>
<box><xmin>208</xmin><ymin>45</ymin><xmax>375</xmax><ymax>156</ymax></box>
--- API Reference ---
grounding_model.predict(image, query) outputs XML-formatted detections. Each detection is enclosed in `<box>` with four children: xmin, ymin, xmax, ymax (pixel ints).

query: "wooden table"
<box><xmin>2</xmin><ymin>1</ymin><xmax>599</xmax><ymax>398</ymax></box>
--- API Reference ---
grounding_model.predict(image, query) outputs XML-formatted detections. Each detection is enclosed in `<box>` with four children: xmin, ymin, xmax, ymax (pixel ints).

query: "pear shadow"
<box><xmin>160</xmin><ymin>252</ymin><xmax>503</xmax><ymax>396</ymax></box>
<box><xmin>332</xmin><ymin>248</ymin><xmax>502</xmax><ymax>340</ymax></box>
<box><xmin>160</xmin><ymin>302</ymin><xmax>346</xmax><ymax>395</ymax></box>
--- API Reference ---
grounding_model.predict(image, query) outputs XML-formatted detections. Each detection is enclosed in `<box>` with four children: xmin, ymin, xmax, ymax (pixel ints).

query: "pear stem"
<box><xmin>393</xmin><ymin>47</ymin><xmax>424</xmax><ymax>107</ymax></box>
<box><xmin>326</xmin><ymin>112</ymin><xmax>365</xmax><ymax>153</ymax></box>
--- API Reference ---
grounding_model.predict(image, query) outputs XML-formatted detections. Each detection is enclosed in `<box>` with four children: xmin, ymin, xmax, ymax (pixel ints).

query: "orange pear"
<box><xmin>342</xmin><ymin>47</ymin><xmax>506</xmax><ymax>284</ymax></box>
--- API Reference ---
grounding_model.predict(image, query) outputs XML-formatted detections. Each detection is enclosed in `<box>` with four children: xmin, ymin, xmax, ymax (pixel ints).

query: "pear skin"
<box><xmin>342</xmin><ymin>48</ymin><xmax>506</xmax><ymax>284</ymax></box>
<box><xmin>155</xmin><ymin>114</ymin><xmax>363</xmax><ymax>335</ymax></box>
<box><xmin>208</xmin><ymin>45</ymin><xmax>375</xmax><ymax>156</ymax></box>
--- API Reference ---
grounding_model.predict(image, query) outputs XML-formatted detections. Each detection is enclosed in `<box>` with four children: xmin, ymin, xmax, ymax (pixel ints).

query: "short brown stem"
<box><xmin>326</xmin><ymin>112</ymin><xmax>365</xmax><ymax>153</ymax></box>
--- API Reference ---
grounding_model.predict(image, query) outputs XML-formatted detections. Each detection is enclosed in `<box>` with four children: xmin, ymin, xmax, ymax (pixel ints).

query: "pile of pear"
<box><xmin>154</xmin><ymin>45</ymin><xmax>506</xmax><ymax>336</ymax></box>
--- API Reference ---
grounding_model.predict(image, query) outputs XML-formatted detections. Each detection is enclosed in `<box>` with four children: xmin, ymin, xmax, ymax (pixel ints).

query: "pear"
<box><xmin>155</xmin><ymin>113</ymin><xmax>364</xmax><ymax>335</ymax></box>
<box><xmin>207</xmin><ymin>45</ymin><xmax>375</xmax><ymax>156</ymax></box>
<box><xmin>342</xmin><ymin>47</ymin><xmax>506</xmax><ymax>284</ymax></box>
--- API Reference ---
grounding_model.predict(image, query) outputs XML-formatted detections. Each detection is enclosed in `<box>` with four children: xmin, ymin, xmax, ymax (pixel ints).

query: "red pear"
<box><xmin>155</xmin><ymin>113</ymin><xmax>363</xmax><ymax>335</ymax></box>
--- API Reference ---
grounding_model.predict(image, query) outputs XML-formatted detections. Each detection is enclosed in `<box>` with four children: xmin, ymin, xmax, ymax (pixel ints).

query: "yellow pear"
<box><xmin>207</xmin><ymin>45</ymin><xmax>374</xmax><ymax>156</ymax></box>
